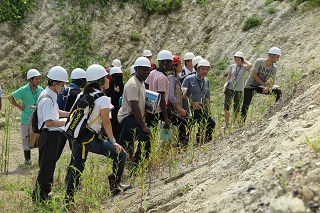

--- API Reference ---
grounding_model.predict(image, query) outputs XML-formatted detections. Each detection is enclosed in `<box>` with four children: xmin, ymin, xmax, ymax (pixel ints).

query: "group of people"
<box><xmin>6</xmin><ymin>46</ymin><xmax>282</xmax><ymax>204</ymax></box>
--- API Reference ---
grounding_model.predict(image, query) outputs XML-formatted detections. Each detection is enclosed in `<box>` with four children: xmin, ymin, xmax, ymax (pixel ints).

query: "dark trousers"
<box><xmin>66</xmin><ymin>131</ymin><xmax>126</xmax><ymax>199</ymax></box>
<box><xmin>119</xmin><ymin>115</ymin><xmax>150</xmax><ymax>165</ymax></box>
<box><xmin>111</xmin><ymin>108</ymin><xmax>122</xmax><ymax>142</ymax></box>
<box><xmin>192</xmin><ymin>109</ymin><xmax>216</xmax><ymax>143</ymax></box>
<box><xmin>241</xmin><ymin>87</ymin><xmax>282</xmax><ymax>122</ymax></box>
<box><xmin>146</xmin><ymin>110</ymin><xmax>189</xmax><ymax>146</ymax></box>
<box><xmin>32</xmin><ymin>130</ymin><xmax>66</xmax><ymax>201</ymax></box>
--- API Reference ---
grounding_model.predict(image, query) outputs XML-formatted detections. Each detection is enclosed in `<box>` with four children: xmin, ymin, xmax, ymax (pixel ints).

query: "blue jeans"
<box><xmin>119</xmin><ymin>115</ymin><xmax>150</xmax><ymax>165</ymax></box>
<box><xmin>66</xmin><ymin>130</ymin><xmax>126</xmax><ymax>199</ymax></box>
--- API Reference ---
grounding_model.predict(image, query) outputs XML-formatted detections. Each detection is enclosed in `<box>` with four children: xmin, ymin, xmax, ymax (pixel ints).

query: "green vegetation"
<box><xmin>268</xmin><ymin>7</ymin><xmax>276</xmax><ymax>13</ymax></box>
<box><xmin>138</xmin><ymin>0</ymin><xmax>183</xmax><ymax>14</ymax></box>
<box><xmin>305</xmin><ymin>133</ymin><xmax>320</xmax><ymax>153</ymax></box>
<box><xmin>242</xmin><ymin>16</ymin><xmax>263</xmax><ymax>31</ymax></box>
<box><xmin>0</xmin><ymin>0</ymin><xmax>36</xmax><ymax>27</ymax></box>
<box><xmin>130</xmin><ymin>32</ymin><xmax>142</xmax><ymax>41</ymax></box>
<box><xmin>265</xmin><ymin>0</ymin><xmax>274</xmax><ymax>5</ymax></box>
<box><xmin>289</xmin><ymin>0</ymin><xmax>320</xmax><ymax>10</ymax></box>
<box><xmin>59</xmin><ymin>10</ymin><xmax>96</xmax><ymax>71</ymax></box>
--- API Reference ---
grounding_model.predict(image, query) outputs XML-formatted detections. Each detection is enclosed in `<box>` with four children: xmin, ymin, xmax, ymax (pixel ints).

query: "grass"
<box><xmin>268</xmin><ymin>7</ymin><xmax>276</xmax><ymax>13</ymax></box>
<box><xmin>305</xmin><ymin>133</ymin><xmax>320</xmax><ymax>153</ymax></box>
<box><xmin>242</xmin><ymin>16</ymin><xmax>263</xmax><ymax>31</ymax></box>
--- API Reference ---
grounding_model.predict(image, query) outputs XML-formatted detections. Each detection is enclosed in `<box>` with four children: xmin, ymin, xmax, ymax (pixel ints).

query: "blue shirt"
<box><xmin>182</xmin><ymin>73</ymin><xmax>210</xmax><ymax>103</ymax></box>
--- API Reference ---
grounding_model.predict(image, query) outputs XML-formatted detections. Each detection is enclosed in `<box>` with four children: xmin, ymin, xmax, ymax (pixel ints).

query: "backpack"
<box><xmin>57</xmin><ymin>87</ymin><xmax>71</xmax><ymax>110</ymax></box>
<box><xmin>65</xmin><ymin>92</ymin><xmax>105</xmax><ymax>139</ymax></box>
<box><xmin>26</xmin><ymin>95</ymin><xmax>53</xmax><ymax>149</ymax></box>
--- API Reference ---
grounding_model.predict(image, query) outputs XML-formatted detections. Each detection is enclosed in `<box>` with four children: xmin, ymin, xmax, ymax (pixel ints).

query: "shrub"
<box><xmin>242</xmin><ymin>16</ymin><xmax>263</xmax><ymax>31</ymax></box>
<box><xmin>0</xmin><ymin>0</ymin><xmax>36</xmax><ymax>27</ymax></box>
<box><xmin>130</xmin><ymin>33</ymin><xmax>141</xmax><ymax>41</ymax></box>
<box><xmin>138</xmin><ymin>0</ymin><xmax>183</xmax><ymax>14</ymax></box>
<box><xmin>268</xmin><ymin>7</ymin><xmax>276</xmax><ymax>13</ymax></box>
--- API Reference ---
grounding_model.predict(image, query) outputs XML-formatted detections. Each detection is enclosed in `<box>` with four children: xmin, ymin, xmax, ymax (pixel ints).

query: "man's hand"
<box><xmin>19</xmin><ymin>105</ymin><xmax>25</xmax><ymax>111</ymax></box>
<box><xmin>142</xmin><ymin>126</ymin><xmax>151</xmax><ymax>136</ymax></box>
<box><xmin>191</xmin><ymin>101</ymin><xmax>202</xmax><ymax>110</ymax></box>
<box><xmin>113</xmin><ymin>142</ymin><xmax>123</xmax><ymax>154</ymax></box>
<box><xmin>114</xmin><ymin>85</ymin><xmax>120</xmax><ymax>93</ymax></box>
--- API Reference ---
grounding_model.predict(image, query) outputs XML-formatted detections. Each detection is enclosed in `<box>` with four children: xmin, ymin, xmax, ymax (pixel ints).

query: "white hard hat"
<box><xmin>109</xmin><ymin>67</ymin><xmax>122</xmax><ymax>75</ymax></box>
<box><xmin>197</xmin><ymin>59</ymin><xmax>211</xmax><ymax>68</ymax></box>
<box><xmin>234</xmin><ymin>51</ymin><xmax>244</xmax><ymax>58</ymax></box>
<box><xmin>134</xmin><ymin>57</ymin><xmax>151</xmax><ymax>68</ymax></box>
<box><xmin>86</xmin><ymin>64</ymin><xmax>108</xmax><ymax>82</ymax></box>
<box><xmin>184</xmin><ymin>52</ymin><xmax>195</xmax><ymax>60</ymax></box>
<box><xmin>70</xmin><ymin>68</ymin><xmax>86</xmax><ymax>79</ymax></box>
<box><xmin>157</xmin><ymin>50</ymin><xmax>173</xmax><ymax>61</ymax></box>
<box><xmin>130</xmin><ymin>65</ymin><xmax>135</xmax><ymax>75</ymax></box>
<box><xmin>268</xmin><ymin>47</ymin><xmax>281</xmax><ymax>56</ymax></box>
<box><xmin>112</xmin><ymin>59</ymin><xmax>121</xmax><ymax>68</ymax></box>
<box><xmin>192</xmin><ymin>56</ymin><xmax>203</xmax><ymax>67</ymax></box>
<box><xmin>143</xmin><ymin>50</ymin><xmax>152</xmax><ymax>57</ymax></box>
<box><xmin>47</xmin><ymin>66</ymin><xmax>69</xmax><ymax>82</ymax></box>
<box><xmin>27</xmin><ymin>69</ymin><xmax>41</xmax><ymax>80</ymax></box>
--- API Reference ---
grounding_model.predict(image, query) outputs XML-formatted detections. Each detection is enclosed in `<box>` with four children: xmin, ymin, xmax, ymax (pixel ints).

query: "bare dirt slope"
<box><xmin>1</xmin><ymin>0</ymin><xmax>320</xmax><ymax>212</ymax></box>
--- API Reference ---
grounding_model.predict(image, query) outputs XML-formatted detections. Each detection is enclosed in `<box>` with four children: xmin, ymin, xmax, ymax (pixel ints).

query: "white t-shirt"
<box><xmin>37</xmin><ymin>87</ymin><xmax>65</xmax><ymax>131</ymax></box>
<box><xmin>87</xmin><ymin>90</ymin><xmax>113</xmax><ymax>133</ymax></box>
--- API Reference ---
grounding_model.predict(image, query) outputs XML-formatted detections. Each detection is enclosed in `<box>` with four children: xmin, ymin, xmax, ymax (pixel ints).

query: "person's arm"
<box><xmin>131</xmin><ymin>100</ymin><xmax>150</xmax><ymax>135</ymax></box>
<box><xmin>8</xmin><ymin>94</ymin><xmax>24</xmax><ymax>111</ymax></box>
<box><xmin>225</xmin><ymin>73</ymin><xmax>231</xmax><ymax>83</ymax></box>
<box><xmin>59</xmin><ymin>110</ymin><xmax>70</xmax><ymax>118</ymax></box>
<box><xmin>244</xmin><ymin>59</ymin><xmax>253</xmax><ymax>71</ymax></box>
<box><xmin>0</xmin><ymin>98</ymin><xmax>2</xmax><ymax>110</ymax></box>
<box><xmin>45</xmin><ymin>119</ymin><xmax>66</xmax><ymax>127</ymax></box>
<box><xmin>158</xmin><ymin>91</ymin><xmax>170</xmax><ymax>128</ymax></box>
<box><xmin>101</xmin><ymin>107</ymin><xmax>123</xmax><ymax>153</ymax></box>
<box><xmin>252</xmin><ymin>70</ymin><xmax>269</xmax><ymax>87</ymax></box>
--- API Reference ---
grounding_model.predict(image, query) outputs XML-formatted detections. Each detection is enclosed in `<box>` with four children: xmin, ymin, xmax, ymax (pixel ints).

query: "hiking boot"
<box><xmin>108</xmin><ymin>174</ymin><xmax>131</xmax><ymax>195</ymax></box>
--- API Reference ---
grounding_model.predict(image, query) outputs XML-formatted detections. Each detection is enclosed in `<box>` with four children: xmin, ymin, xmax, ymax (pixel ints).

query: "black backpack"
<box><xmin>65</xmin><ymin>92</ymin><xmax>104</xmax><ymax>139</ymax></box>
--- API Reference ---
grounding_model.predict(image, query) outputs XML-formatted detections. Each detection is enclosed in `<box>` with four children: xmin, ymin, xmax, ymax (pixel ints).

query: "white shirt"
<box><xmin>37</xmin><ymin>87</ymin><xmax>65</xmax><ymax>131</ymax></box>
<box><xmin>86</xmin><ymin>90</ymin><xmax>113</xmax><ymax>133</ymax></box>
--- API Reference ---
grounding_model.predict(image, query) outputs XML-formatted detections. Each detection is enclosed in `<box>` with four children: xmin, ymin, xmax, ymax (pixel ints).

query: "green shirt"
<box><xmin>11</xmin><ymin>83</ymin><xmax>44</xmax><ymax>124</ymax></box>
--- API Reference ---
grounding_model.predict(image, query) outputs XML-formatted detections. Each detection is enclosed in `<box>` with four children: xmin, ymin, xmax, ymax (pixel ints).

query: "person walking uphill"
<box><xmin>32</xmin><ymin>66</ymin><xmax>70</xmax><ymax>202</ymax></box>
<box><xmin>240</xmin><ymin>47</ymin><xmax>282</xmax><ymax>122</ymax></box>
<box><xmin>145</xmin><ymin>50</ymin><xmax>173</xmax><ymax>130</ymax></box>
<box><xmin>182</xmin><ymin>59</ymin><xmax>216</xmax><ymax>144</ymax></box>
<box><xmin>57</xmin><ymin>68</ymin><xmax>86</xmax><ymax>112</ymax></box>
<box><xmin>66</xmin><ymin>64</ymin><xmax>129</xmax><ymax>204</ymax></box>
<box><xmin>224</xmin><ymin>51</ymin><xmax>252</xmax><ymax>128</ymax></box>
<box><xmin>118</xmin><ymin>57</ymin><xmax>151</xmax><ymax>166</ymax></box>
<box><xmin>168</xmin><ymin>55</ymin><xmax>189</xmax><ymax>146</ymax></box>
<box><xmin>8</xmin><ymin>69</ymin><xmax>43</xmax><ymax>165</ymax></box>
<box><xmin>105</xmin><ymin>66</ymin><xmax>124</xmax><ymax>142</ymax></box>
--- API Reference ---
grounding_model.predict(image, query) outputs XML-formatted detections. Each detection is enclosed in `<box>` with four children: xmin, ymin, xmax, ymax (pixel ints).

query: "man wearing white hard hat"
<box><xmin>223</xmin><ymin>51</ymin><xmax>252</xmax><ymax>128</ymax></box>
<box><xmin>182</xmin><ymin>59</ymin><xmax>216</xmax><ymax>144</ymax></box>
<box><xmin>57</xmin><ymin>68</ymin><xmax>87</xmax><ymax>111</ymax></box>
<box><xmin>32</xmin><ymin>66</ymin><xmax>70</xmax><ymax>202</ymax></box>
<box><xmin>145</xmin><ymin>50</ymin><xmax>173</xmax><ymax>131</ymax></box>
<box><xmin>118</xmin><ymin>57</ymin><xmax>151</xmax><ymax>166</ymax></box>
<box><xmin>143</xmin><ymin>49</ymin><xmax>157</xmax><ymax>70</ymax></box>
<box><xmin>8</xmin><ymin>69</ymin><xmax>44</xmax><ymax>165</ymax></box>
<box><xmin>240</xmin><ymin>47</ymin><xmax>282</xmax><ymax>122</ymax></box>
<box><xmin>178</xmin><ymin>52</ymin><xmax>196</xmax><ymax>83</ymax></box>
